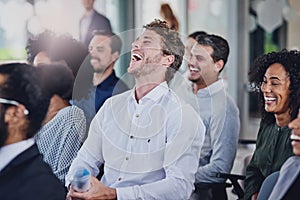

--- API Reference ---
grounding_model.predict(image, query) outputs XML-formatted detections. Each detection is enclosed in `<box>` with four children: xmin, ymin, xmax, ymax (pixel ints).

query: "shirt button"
<box><xmin>135</xmin><ymin>114</ymin><xmax>139</xmax><ymax>118</ymax></box>
<box><xmin>130</xmin><ymin>135</ymin><xmax>134</xmax><ymax>139</ymax></box>
<box><xmin>118</xmin><ymin>177</ymin><xmax>122</xmax><ymax>181</ymax></box>
<box><xmin>125</xmin><ymin>157</ymin><xmax>129</xmax><ymax>160</ymax></box>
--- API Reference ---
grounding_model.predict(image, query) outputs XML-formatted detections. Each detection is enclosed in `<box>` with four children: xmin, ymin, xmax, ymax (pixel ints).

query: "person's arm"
<box><xmin>244</xmin><ymin>151</ymin><xmax>265</xmax><ymax>200</ymax></box>
<box><xmin>251</xmin><ymin>192</ymin><xmax>258</xmax><ymax>200</ymax></box>
<box><xmin>54</xmin><ymin>109</ymin><xmax>86</xmax><ymax>183</ymax></box>
<box><xmin>65</xmin><ymin>111</ymin><xmax>104</xmax><ymax>187</ymax></box>
<box><xmin>116</xmin><ymin>106</ymin><xmax>205</xmax><ymax>200</ymax></box>
<box><xmin>244</xmin><ymin>122</ymin><xmax>267</xmax><ymax>200</ymax></box>
<box><xmin>196</xmin><ymin>101</ymin><xmax>240</xmax><ymax>182</ymax></box>
<box><xmin>67</xmin><ymin>105</ymin><xmax>205</xmax><ymax>200</ymax></box>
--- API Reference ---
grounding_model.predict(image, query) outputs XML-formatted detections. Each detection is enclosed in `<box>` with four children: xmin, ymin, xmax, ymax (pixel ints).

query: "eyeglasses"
<box><xmin>0</xmin><ymin>97</ymin><xmax>29</xmax><ymax>115</ymax></box>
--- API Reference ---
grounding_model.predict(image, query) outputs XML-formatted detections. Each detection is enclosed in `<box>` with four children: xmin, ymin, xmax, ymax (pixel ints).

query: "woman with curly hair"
<box><xmin>244</xmin><ymin>49</ymin><xmax>300</xmax><ymax>200</ymax></box>
<box><xmin>26</xmin><ymin>30</ymin><xmax>89</xmax><ymax>78</ymax></box>
<box><xmin>160</xmin><ymin>3</ymin><xmax>179</xmax><ymax>31</ymax></box>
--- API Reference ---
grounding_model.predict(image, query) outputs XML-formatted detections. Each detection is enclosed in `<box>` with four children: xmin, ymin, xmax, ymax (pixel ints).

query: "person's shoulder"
<box><xmin>103</xmin><ymin>89</ymin><xmax>132</xmax><ymax>106</ymax></box>
<box><xmin>283</xmin><ymin>156</ymin><xmax>300</xmax><ymax>169</ymax></box>
<box><xmin>112</xmin><ymin>79</ymin><xmax>129</xmax><ymax>95</ymax></box>
<box><xmin>224</xmin><ymin>93</ymin><xmax>239</xmax><ymax>113</ymax></box>
<box><xmin>68</xmin><ymin>105</ymin><xmax>85</xmax><ymax>116</ymax></box>
<box><xmin>56</xmin><ymin>106</ymin><xmax>85</xmax><ymax>121</ymax></box>
<box><xmin>93</xmin><ymin>10</ymin><xmax>110</xmax><ymax>21</ymax></box>
<box><xmin>168</xmin><ymin>91</ymin><xmax>202</xmax><ymax>120</ymax></box>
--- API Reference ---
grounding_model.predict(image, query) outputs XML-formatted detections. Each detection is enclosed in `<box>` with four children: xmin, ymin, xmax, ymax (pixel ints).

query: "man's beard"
<box><xmin>0</xmin><ymin>109</ymin><xmax>8</xmax><ymax>148</ymax></box>
<box><xmin>188</xmin><ymin>76</ymin><xmax>198</xmax><ymax>83</ymax></box>
<box><xmin>134</xmin><ymin>54</ymin><xmax>163</xmax><ymax>78</ymax></box>
<box><xmin>188</xmin><ymin>74</ymin><xmax>203</xmax><ymax>83</ymax></box>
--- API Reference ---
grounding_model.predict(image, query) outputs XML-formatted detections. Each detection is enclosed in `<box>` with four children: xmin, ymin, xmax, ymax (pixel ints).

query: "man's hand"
<box><xmin>251</xmin><ymin>192</ymin><xmax>258</xmax><ymax>200</ymax></box>
<box><xmin>66</xmin><ymin>176</ymin><xmax>117</xmax><ymax>200</ymax></box>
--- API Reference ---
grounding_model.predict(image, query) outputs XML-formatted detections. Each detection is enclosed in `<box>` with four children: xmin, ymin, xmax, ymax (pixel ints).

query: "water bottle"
<box><xmin>70</xmin><ymin>167</ymin><xmax>91</xmax><ymax>192</ymax></box>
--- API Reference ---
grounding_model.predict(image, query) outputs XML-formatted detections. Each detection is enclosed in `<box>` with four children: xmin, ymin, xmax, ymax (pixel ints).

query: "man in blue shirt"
<box><xmin>74</xmin><ymin>30</ymin><xmax>128</xmax><ymax>132</ymax></box>
<box><xmin>188</xmin><ymin>34</ymin><xmax>240</xmax><ymax>200</ymax></box>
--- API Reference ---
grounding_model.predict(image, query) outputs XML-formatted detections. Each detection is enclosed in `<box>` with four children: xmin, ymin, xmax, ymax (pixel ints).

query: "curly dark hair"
<box><xmin>26</xmin><ymin>30</ymin><xmax>88</xmax><ymax>77</ymax></box>
<box><xmin>143</xmin><ymin>19</ymin><xmax>185</xmax><ymax>82</ymax></box>
<box><xmin>26</xmin><ymin>31</ymin><xmax>54</xmax><ymax>63</ymax></box>
<box><xmin>0</xmin><ymin>63</ymin><xmax>50</xmax><ymax>138</ymax></box>
<box><xmin>248</xmin><ymin>49</ymin><xmax>300</xmax><ymax>124</ymax></box>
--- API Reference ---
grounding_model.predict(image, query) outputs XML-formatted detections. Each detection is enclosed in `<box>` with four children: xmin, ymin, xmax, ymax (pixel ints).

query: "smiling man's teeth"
<box><xmin>190</xmin><ymin>67</ymin><xmax>200</xmax><ymax>72</ymax></box>
<box><xmin>291</xmin><ymin>134</ymin><xmax>300</xmax><ymax>141</ymax></box>
<box><xmin>264</xmin><ymin>97</ymin><xmax>276</xmax><ymax>101</ymax></box>
<box><xmin>131</xmin><ymin>53</ymin><xmax>142</xmax><ymax>61</ymax></box>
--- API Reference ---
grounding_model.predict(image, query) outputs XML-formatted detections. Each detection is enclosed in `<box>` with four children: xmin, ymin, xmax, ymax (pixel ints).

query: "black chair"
<box><xmin>215</xmin><ymin>173</ymin><xmax>246</xmax><ymax>200</ymax></box>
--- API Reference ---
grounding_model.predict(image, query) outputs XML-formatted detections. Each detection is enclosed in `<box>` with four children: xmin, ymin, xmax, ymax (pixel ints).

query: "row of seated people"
<box><xmin>2</xmin><ymin>19</ymin><xmax>300</xmax><ymax>200</ymax></box>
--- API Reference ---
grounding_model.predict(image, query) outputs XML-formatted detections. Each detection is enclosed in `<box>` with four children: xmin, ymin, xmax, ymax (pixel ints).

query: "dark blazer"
<box><xmin>0</xmin><ymin>144</ymin><xmax>66</xmax><ymax>200</ymax></box>
<box><xmin>80</xmin><ymin>10</ymin><xmax>112</xmax><ymax>48</ymax></box>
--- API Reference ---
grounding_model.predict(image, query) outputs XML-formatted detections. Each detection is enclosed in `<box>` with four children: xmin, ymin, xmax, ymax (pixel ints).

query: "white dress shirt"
<box><xmin>66</xmin><ymin>82</ymin><xmax>205</xmax><ymax>200</ymax></box>
<box><xmin>0</xmin><ymin>138</ymin><xmax>35</xmax><ymax>171</ymax></box>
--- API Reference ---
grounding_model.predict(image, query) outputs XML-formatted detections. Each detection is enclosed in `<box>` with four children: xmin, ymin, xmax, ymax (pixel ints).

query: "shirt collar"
<box><xmin>130</xmin><ymin>81</ymin><xmax>169</xmax><ymax>104</ymax></box>
<box><xmin>83</xmin><ymin>9</ymin><xmax>95</xmax><ymax>19</ymax></box>
<box><xmin>196</xmin><ymin>78</ymin><xmax>225</xmax><ymax>97</ymax></box>
<box><xmin>96</xmin><ymin>71</ymin><xmax>118</xmax><ymax>89</ymax></box>
<box><xmin>0</xmin><ymin>138</ymin><xmax>35</xmax><ymax>172</ymax></box>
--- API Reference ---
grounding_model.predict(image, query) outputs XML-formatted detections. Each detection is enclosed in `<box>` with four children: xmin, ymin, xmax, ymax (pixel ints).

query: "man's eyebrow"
<box><xmin>95</xmin><ymin>45</ymin><xmax>105</xmax><ymax>48</ymax></box>
<box><xmin>143</xmin><ymin>36</ymin><xmax>153</xmax><ymax>40</ymax></box>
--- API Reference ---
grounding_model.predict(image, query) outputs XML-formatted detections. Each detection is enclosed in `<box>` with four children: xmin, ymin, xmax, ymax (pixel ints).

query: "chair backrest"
<box><xmin>257</xmin><ymin>171</ymin><xmax>280</xmax><ymax>200</ymax></box>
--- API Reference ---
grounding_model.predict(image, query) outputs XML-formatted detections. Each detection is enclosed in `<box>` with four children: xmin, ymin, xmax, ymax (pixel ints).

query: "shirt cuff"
<box><xmin>116</xmin><ymin>186</ymin><xmax>136</xmax><ymax>200</ymax></box>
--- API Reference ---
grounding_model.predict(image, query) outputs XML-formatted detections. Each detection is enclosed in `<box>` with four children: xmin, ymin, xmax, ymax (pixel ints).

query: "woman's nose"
<box><xmin>261</xmin><ymin>82</ymin><xmax>271</xmax><ymax>93</ymax></box>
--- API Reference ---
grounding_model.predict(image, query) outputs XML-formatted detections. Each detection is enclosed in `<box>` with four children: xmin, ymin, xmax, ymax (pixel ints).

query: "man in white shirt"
<box><xmin>66</xmin><ymin>19</ymin><xmax>205</xmax><ymax>200</ymax></box>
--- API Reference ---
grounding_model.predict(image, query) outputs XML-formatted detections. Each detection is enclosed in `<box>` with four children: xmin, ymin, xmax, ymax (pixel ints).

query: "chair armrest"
<box><xmin>214</xmin><ymin>173</ymin><xmax>245</xmax><ymax>199</ymax></box>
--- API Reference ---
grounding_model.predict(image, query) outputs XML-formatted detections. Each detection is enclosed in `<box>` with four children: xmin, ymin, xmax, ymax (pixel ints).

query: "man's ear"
<box><xmin>111</xmin><ymin>51</ymin><xmax>119</xmax><ymax>63</ymax></box>
<box><xmin>162</xmin><ymin>55</ymin><xmax>175</xmax><ymax>67</ymax></box>
<box><xmin>215</xmin><ymin>60</ymin><xmax>224</xmax><ymax>72</ymax></box>
<box><xmin>5</xmin><ymin>105</ymin><xmax>27</xmax><ymax>124</ymax></box>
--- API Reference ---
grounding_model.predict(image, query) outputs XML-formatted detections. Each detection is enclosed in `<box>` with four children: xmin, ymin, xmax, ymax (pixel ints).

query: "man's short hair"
<box><xmin>143</xmin><ymin>19</ymin><xmax>185</xmax><ymax>82</ymax></box>
<box><xmin>188</xmin><ymin>31</ymin><xmax>207</xmax><ymax>40</ymax></box>
<box><xmin>93</xmin><ymin>30</ymin><xmax>122</xmax><ymax>54</ymax></box>
<box><xmin>0</xmin><ymin>63</ymin><xmax>50</xmax><ymax>138</ymax></box>
<box><xmin>195</xmin><ymin>34</ymin><xmax>229</xmax><ymax>72</ymax></box>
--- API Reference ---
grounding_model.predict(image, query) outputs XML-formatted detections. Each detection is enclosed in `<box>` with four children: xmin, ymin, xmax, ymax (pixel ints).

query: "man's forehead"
<box><xmin>91</xmin><ymin>35</ymin><xmax>111</xmax><ymax>45</ymax></box>
<box><xmin>139</xmin><ymin>30</ymin><xmax>161</xmax><ymax>40</ymax></box>
<box><xmin>192</xmin><ymin>43</ymin><xmax>213</xmax><ymax>55</ymax></box>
